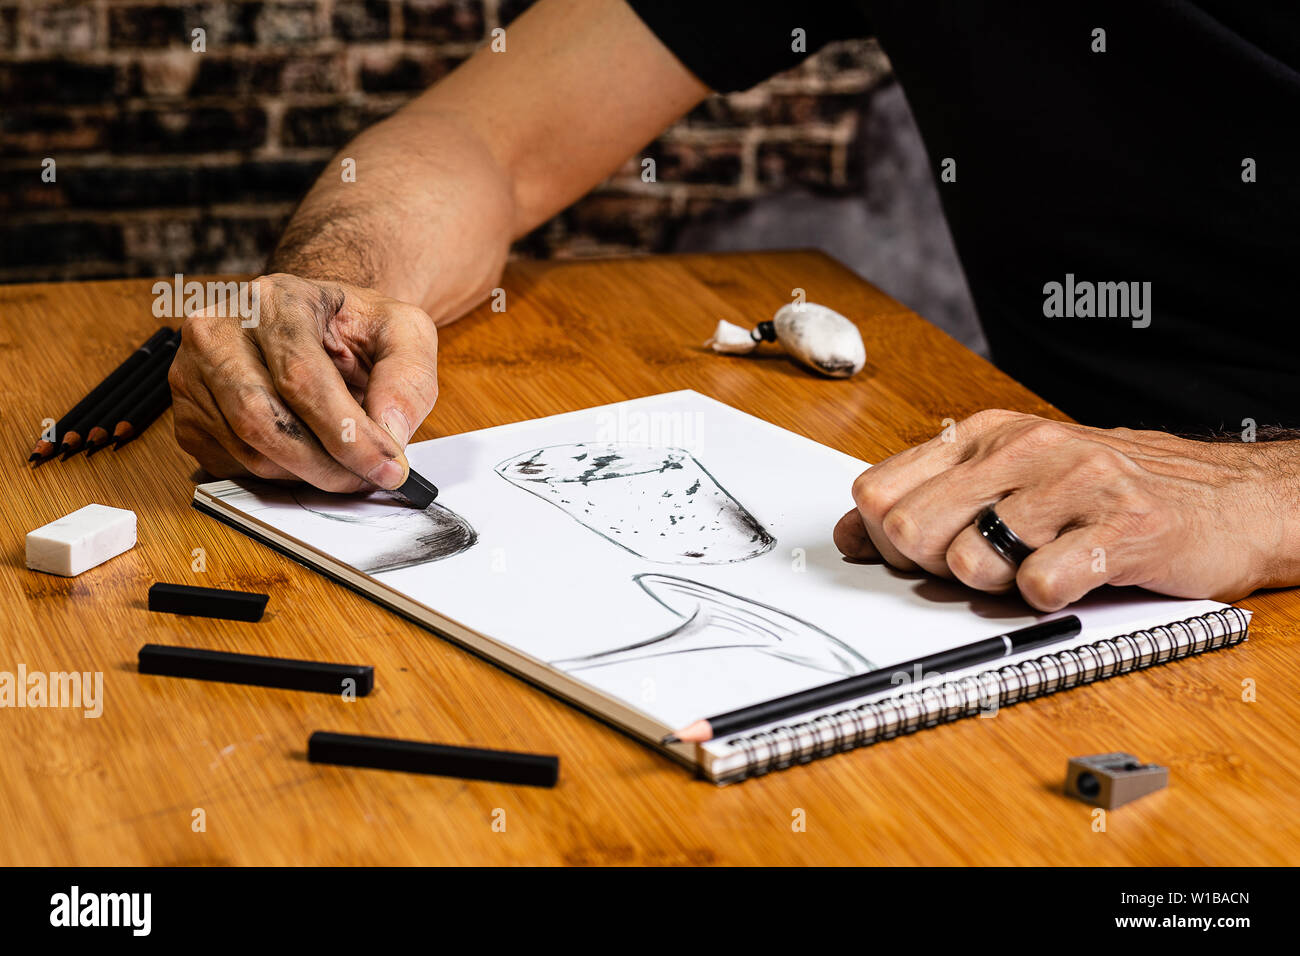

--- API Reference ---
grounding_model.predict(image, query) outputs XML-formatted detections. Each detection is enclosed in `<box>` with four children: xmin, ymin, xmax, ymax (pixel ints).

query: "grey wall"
<box><xmin>673</xmin><ymin>80</ymin><xmax>986</xmax><ymax>355</ymax></box>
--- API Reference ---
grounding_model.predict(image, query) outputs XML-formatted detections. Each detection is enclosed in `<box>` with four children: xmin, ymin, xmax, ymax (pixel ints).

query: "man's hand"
<box><xmin>833</xmin><ymin>409</ymin><xmax>1299</xmax><ymax>611</ymax></box>
<box><xmin>170</xmin><ymin>273</ymin><xmax>439</xmax><ymax>492</ymax></box>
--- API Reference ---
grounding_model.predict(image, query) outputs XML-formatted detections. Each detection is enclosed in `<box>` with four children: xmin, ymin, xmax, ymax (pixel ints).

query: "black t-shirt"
<box><xmin>626</xmin><ymin>1</ymin><xmax>1300</xmax><ymax>432</ymax></box>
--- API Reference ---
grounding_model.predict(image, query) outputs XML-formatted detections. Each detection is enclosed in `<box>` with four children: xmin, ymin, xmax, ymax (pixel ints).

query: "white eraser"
<box><xmin>26</xmin><ymin>504</ymin><xmax>137</xmax><ymax>577</ymax></box>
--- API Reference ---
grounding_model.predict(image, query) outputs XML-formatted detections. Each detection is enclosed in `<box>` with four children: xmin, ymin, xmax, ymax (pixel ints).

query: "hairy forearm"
<box><xmin>267</xmin><ymin>108</ymin><xmax>516</xmax><ymax>321</ymax></box>
<box><xmin>267</xmin><ymin>0</ymin><xmax>706</xmax><ymax>320</ymax></box>
<box><xmin>1189</xmin><ymin>435</ymin><xmax>1300</xmax><ymax>590</ymax></box>
<box><xmin>1251</xmin><ymin>439</ymin><xmax>1300</xmax><ymax>588</ymax></box>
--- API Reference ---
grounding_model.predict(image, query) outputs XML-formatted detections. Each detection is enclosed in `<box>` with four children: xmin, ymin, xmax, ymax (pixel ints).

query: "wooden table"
<box><xmin>2</xmin><ymin>251</ymin><xmax>1297</xmax><ymax>865</ymax></box>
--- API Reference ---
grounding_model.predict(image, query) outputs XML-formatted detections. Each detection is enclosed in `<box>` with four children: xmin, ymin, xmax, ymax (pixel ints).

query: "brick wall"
<box><xmin>0</xmin><ymin>1</ymin><xmax>890</xmax><ymax>284</ymax></box>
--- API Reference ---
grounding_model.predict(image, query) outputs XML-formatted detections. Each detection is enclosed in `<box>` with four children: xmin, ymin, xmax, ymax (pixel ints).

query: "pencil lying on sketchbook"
<box><xmin>28</xmin><ymin>326</ymin><xmax>172</xmax><ymax>463</ymax></box>
<box><xmin>664</xmin><ymin>615</ymin><xmax>1084</xmax><ymax>743</ymax></box>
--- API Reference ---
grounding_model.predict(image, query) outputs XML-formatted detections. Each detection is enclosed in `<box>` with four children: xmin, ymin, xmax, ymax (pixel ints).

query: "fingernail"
<box><xmin>382</xmin><ymin>408</ymin><xmax>411</xmax><ymax>447</ymax></box>
<box><xmin>366</xmin><ymin>458</ymin><xmax>406</xmax><ymax>490</ymax></box>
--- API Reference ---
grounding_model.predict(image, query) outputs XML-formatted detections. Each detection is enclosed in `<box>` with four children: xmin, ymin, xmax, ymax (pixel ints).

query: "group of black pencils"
<box><xmin>29</xmin><ymin>326</ymin><xmax>179</xmax><ymax>463</ymax></box>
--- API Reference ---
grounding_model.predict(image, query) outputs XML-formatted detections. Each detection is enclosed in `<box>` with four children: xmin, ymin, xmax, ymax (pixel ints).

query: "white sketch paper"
<box><xmin>495</xmin><ymin>443</ymin><xmax>775</xmax><ymax>564</ymax></box>
<box><xmin>553</xmin><ymin>574</ymin><xmax>872</xmax><ymax>675</ymax></box>
<box><xmin>209</xmin><ymin>484</ymin><xmax>477</xmax><ymax>574</ymax></box>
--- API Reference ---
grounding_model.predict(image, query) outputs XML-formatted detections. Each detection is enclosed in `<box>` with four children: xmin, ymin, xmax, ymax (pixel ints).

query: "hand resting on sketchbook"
<box><xmin>833</xmin><ymin>410</ymin><xmax>1297</xmax><ymax>612</ymax></box>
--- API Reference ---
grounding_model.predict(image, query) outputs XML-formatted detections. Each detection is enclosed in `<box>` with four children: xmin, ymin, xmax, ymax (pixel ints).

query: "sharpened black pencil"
<box><xmin>80</xmin><ymin>329</ymin><xmax>180</xmax><ymax>454</ymax></box>
<box><xmin>111</xmin><ymin>379</ymin><xmax>173</xmax><ymax>450</ymax></box>
<box><xmin>60</xmin><ymin>328</ymin><xmax>180</xmax><ymax>457</ymax></box>
<box><xmin>29</xmin><ymin>326</ymin><xmax>172</xmax><ymax>462</ymax></box>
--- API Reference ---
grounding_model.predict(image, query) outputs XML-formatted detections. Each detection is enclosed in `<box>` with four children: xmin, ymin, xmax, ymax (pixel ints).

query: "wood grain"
<box><xmin>2</xmin><ymin>251</ymin><xmax>1296</xmax><ymax>865</ymax></box>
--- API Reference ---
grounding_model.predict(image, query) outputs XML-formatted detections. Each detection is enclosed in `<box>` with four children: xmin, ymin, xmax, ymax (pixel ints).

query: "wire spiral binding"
<box><xmin>721</xmin><ymin>606</ymin><xmax>1249</xmax><ymax>783</ymax></box>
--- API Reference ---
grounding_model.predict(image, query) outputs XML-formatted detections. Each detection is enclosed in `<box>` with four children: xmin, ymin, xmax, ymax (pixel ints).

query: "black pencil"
<box><xmin>111</xmin><ymin>379</ymin><xmax>174</xmax><ymax>450</ymax></box>
<box><xmin>83</xmin><ymin>328</ymin><xmax>180</xmax><ymax>453</ymax></box>
<box><xmin>29</xmin><ymin>326</ymin><xmax>172</xmax><ymax>462</ymax></box>
<box><xmin>664</xmin><ymin>615</ymin><xmax>1084</xmax><ymax>743</ymax></box>
<box><xmin>61</xmin><ymin>329</ymin><xmax>179</xmax><ymax>458</ymax></box>
<box><xmin>84</xmin><ymin>335</ymin><xmax>179</xmax><ymax>453</ymax></box>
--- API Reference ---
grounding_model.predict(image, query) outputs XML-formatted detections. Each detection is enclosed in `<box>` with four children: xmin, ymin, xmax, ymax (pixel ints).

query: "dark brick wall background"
<box><xmin>0</xmin><ymin>0</ymin><xmax>893</xmax><ymax>284</ymax></box>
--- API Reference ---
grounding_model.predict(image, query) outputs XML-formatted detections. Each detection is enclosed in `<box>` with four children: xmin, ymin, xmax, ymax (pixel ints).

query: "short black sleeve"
<box><xmin>624</xmin><ymin>1</ymin><xmax>872</xmax><ymax>92</ymax></box>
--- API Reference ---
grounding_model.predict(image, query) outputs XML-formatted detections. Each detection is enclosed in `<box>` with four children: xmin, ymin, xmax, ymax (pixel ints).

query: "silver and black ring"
<box><xmin>974</xmin><ymin>504</ymin><xmax>1035</xmax><ymax>566</ymax></box>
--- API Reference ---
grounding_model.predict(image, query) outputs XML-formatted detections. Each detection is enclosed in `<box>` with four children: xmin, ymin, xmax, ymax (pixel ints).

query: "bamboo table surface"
<box><xmin>2</xmin><ymin>251</ymin><xmax>1297</xmax><ymax>866</ymax></box>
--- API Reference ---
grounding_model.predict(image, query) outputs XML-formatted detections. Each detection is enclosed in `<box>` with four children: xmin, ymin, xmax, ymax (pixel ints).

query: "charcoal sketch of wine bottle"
<box><xmin>552</xmin><ymin>574</ymin><xmax>873</xmax><ymax>676</ymax></box>
<box><xmin>494</xmin><ymin>443</ymin><xmax>775</xmax><ymax>564</ymax></box>
<box><xmin>288</xmin><ymin>488</ymin><xmax>477</xmax><ymax>574</ymax></box>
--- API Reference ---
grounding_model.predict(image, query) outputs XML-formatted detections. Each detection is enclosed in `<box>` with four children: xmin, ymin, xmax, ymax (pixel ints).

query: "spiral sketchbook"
<box><xmin>192</xmin><ymin>391</ymin><xmax>1251</xmax><ymax>785</ymax></box>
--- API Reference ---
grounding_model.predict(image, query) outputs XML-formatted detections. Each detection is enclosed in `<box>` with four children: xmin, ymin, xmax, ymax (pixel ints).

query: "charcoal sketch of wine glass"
<box><xmin>552</xmin><ymin>574</ymin><xmax>873</xmax><ymax>676</ymax></box>
<box><xmin>494</xmin><ymin>443</ymin><xmax>775</xmax><ymax>564</ymax></box>
<box><xmin>287</xmin><ymin>488</ymin><xmax>477</xmax><ymax>574</ymax></box>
